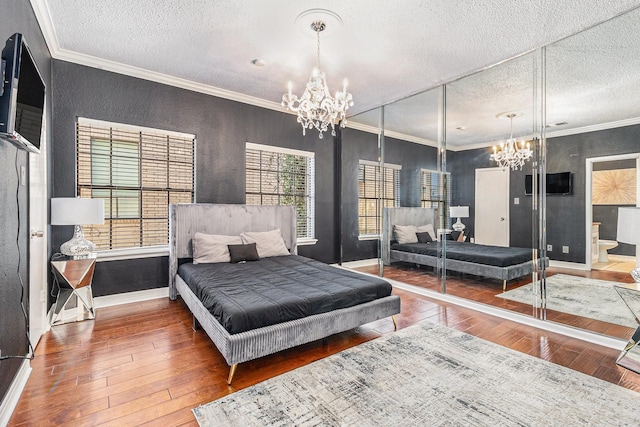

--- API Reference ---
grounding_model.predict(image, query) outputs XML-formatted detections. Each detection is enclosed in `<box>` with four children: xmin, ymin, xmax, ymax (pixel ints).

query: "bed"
<box><xmin>382</xmin><ymin>207</ymin><xmax>544</xmax><ymax>291</ymax></box>
<box><xmin>169</xmin><ymin>203</ymin><xmax>400</xmax><ymax>384</ymax></box>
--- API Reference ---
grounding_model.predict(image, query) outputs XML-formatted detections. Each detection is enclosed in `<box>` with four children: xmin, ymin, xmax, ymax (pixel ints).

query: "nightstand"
<box><xmin>50</xmin><ymin>257</ymin><xmax>97</xmax><ymax>325</ymax></box>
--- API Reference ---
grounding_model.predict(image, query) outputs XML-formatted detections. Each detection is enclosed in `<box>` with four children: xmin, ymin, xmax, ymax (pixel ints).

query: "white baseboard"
<box><xmin>94</xmin><ymin>287</ymin><xmax>169</xmax><ymax>309</ymax></box>
<box><xmin>549</xmin><ymin>260</ymin><xmax>589</xmax><ymax>271</ymax></box>
<box><xmin>338</xmin><ymin>259</ymin><xmax>379</xmax><ymax>268</ymax></box>
<box><xmin>0</xmin><ymin>359</ymin><xmax>31</xmax><ymax>426</ymax></box>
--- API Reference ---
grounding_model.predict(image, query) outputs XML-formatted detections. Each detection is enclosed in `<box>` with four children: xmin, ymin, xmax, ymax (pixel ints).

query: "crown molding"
<box><xmin>29</xmin><ymin>0</ymin><xmax>290</xmax><ymax>115</ymax></box>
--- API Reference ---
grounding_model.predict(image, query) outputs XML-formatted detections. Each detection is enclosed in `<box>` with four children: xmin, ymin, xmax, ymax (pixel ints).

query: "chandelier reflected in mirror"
<box><xmin>490</xmin><ymin>112</ymin><xmax>532</xmax><ymax>170</ymax></box>
<box><xmin>282</xmin><ymin>20</ymin><xmax>353</xmax><ymax>139</ymax></box>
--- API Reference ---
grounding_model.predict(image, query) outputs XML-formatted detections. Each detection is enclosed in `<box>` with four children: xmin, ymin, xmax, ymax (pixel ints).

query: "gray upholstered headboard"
<box><xmin>168</xmin><ymin>204</ymin><xmax>297</xmax><ymax>299</ymax></box>
<box><xmin>382</xmin><ymin>207</ymin><xmax>436</xmax><ymax>265</ymax></box>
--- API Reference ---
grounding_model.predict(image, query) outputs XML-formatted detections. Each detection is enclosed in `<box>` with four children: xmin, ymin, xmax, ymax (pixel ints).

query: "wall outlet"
<box><xmin>514</xmin><ymin>197</ymin><xmax>520</xmax><ymax>205</ymax></box>
<box><xmin>20</xmin><ymin>165</ymin><xmax>26</xmax><ymax>186</ymax></box>
<box><xmin>547</xmin><ymin>244</ymin><xmax>553</xmax><ymax>251</ymax></box>
<box><xmin>562</xmin><ymin>246</ymin><xmax>569</xmax><ymax>253</ymax></box>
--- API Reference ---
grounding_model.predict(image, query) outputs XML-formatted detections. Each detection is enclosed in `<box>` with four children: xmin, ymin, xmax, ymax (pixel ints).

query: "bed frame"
<box><xmin>169</xmin><ymin>203</ymin><xmax>400</xmax><ymax>384</ymax></box>
<box><xmin>382</xmin><ymin>207</ymin><xmax>541</xmax><ymax>291</ymax></box>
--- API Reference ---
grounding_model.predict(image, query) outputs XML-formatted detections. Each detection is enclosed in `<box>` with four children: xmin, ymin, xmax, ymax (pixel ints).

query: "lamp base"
<box><xmin>60</xmin><ymin>225</ymin><xmax>96</xmax><ymax>257</ymax></box>
<box><xmin>452</xmin><ymin>218</ymin><xmax>466</xmax><ymax>232</ymax></box>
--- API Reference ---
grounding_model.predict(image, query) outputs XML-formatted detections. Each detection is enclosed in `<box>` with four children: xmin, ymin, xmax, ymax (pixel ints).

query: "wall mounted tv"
<box><xmin>0</xmin><ymin>33</ymin><xmax>45</xmax><ymax>153</ymax></box>
<box><xmin>525</xmin><ymin>172</ymin><xmax>573</xmax><ymax>195</ymax></box>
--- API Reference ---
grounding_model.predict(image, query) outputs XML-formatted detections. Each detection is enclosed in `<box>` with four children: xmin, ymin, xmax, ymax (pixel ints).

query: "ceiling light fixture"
<box><xmin>282</xmin><ymin>20</ymin><xmax>353</xmax><ymax>139</ymax></box>
<box><xmin>490</xmin><ymin>113</ymin><xmax>532</xmax><ymax>170</ymax></box>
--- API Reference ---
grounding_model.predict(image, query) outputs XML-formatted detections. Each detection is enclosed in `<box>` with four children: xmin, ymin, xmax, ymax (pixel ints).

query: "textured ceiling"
<box><xmin>34</xmin><ymin>0</ymin><xmax>640</xmax><ymax>146</ymax></box>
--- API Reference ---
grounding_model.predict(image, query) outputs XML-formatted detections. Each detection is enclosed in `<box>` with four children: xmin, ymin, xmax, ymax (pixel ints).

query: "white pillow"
<box><xmin>192</xmin><ymin>232</ymin><xmax>242</xmax><ymax>264</ymax></box>
<box><xmin>417</xmin><ymin>224</ymin><xmax>436</xmax><ymax>241</ymax></box>
<box><xmin>394</xmin><ymin>224</ymin><xmax>418</xmax><ymax>244</ymax></box>
<box><xmin>240</xmin><ymin>229</ymin><xmax>290</xmax><ymax>258</ymax></box>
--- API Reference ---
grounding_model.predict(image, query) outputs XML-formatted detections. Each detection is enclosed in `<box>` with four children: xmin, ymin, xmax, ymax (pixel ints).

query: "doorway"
<box><xmin>585</xmin><ymin>153</ymin><xmax>640</xmax><ymax>271</ymax></box>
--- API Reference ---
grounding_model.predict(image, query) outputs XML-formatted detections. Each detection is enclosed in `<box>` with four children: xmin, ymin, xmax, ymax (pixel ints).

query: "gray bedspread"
<box><xmin>178</xmin><ymin>255</ymin><xmax>393</xmax><ymax>334</ymax></box>
<box><xmin>391</xmin><ymin>241</ymin><xmax>532</xmax><ymax>267</ymax></box>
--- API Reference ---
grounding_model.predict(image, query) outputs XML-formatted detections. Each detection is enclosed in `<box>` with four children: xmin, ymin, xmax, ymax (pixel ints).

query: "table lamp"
<box><xmin>616</xmin><ymin>206</ymin><xmax>640</xmax><ymax>282</ymax></box>
<box><xmin>51</xmin><ymin>197</ymin><xmax>105</xmax><ymax>257</ymax></box>
<box><xmin>450</xmin><ymin>206</ymin><xmax>469</xmax><ymax>232</ymax></box>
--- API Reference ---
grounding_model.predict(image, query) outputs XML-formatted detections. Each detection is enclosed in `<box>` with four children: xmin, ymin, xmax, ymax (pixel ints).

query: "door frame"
<box><xmin>585</xmin><ymin>153</ymin><xmax>640</xmax><ymax>270</ymax></box>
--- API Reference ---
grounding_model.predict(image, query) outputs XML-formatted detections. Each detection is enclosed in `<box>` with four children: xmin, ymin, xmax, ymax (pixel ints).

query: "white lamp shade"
<box><xmin>617</xmin><ymin>207</ymin><xmax>640</xmax><ymax>245</ymax></box>
<box><xmin>450</xmin><ymin>206</ymin><xmax>469</xmax><ymax>218</ymax></box>
<box><xmin>51</xmin><ymin>198</ymin><xmax>105</xmax><ymax>225</ymax></box>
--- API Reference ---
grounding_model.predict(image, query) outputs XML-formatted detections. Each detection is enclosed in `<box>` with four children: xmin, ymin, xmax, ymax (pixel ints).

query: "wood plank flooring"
<box><xmin>9</xmin><ymin>276</ymin><xmax>640</xmax><ymax>426</ymax></box>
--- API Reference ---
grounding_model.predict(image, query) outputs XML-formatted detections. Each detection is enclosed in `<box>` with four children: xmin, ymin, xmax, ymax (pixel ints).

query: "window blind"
<box><xmin>245</xmin><ymin>143</ymin><xmax>315</xmax><ymax>239</ymax></box>
<box><xmin>77</xmin><ymin>119</ymin><xmax>195</xmax><ymax>250</ymax></box>
<box><xmin>358</xmin><ymin>161</ymin><xmax>401</xmax><ymax>236</ymax></box>
<box><xmin>421</xmin><ymin>169</ymin><xmax>451</xmax><ymax>227</ymax></box>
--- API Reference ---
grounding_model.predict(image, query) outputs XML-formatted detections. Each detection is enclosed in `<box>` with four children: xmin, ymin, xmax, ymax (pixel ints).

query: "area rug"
<box><xmin>496</xmin><ymin>274</ymin><xmax>637</xmax><ymax>328</ymax></box>
<box><xmin>193</xmin><ymin>321</ymin><xmax>640</xmax><ymax>426</ymax></box>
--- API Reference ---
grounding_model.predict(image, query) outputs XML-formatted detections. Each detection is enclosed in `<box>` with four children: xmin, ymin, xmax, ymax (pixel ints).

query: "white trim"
<box><xmin>0</xmin><ymin>359</ymin><xmax>31</xmax><ymax>427</ymax></box>
<box><xmin>585</xmin><ymin>152</ymin><xmax>640</xmax><ymax>271</ymax></box>
<box><xmin>338</xmin><ymin>258</ymin><xmax>379</xmax><ymax>268</ymax></box>
<box><xmin>96</xmin><ymin>245</ymin><xmax>169</xmax><ymax>262</ymax></box>
<box><xmin>246</xmin><ymin>142</ymin><xmax>314</xmax><ymax>158</ymax></box>
<box><xmin>549</xmin><ymin>260</ymin><xmax>590</xmax><ymax>271</ymax></box>
<box><xmin>94</xmin><ymin>287</ymin><xmax>168</xmax><ymax>309</ymax></box>
<box><xmin>358</xmin><ymin>159</ymin><xmax>402</xmax><ymax>170</ymax></box>
<box><xmin>296</xmin><ymin>238</ymin><xmax>318</xmax><ymax>246</ymax></box>
<box><xmin>78</xmin><ymin>117</ymin><xmax>195</xmax><ymax>139</ymax></box>
<box><xmin>358</xmin><ymin>234</ymin><xmax>380</xmax><ymax>241</ymax></box>
<box><xmin>338</xmin><ymin>265</ymin><xmax>627</xmax><ymax>350</ymax></box>
<box><xmin>346</xmin><ymin>121</ymin><xmax>438</xmax><ymax>148</ymax></box>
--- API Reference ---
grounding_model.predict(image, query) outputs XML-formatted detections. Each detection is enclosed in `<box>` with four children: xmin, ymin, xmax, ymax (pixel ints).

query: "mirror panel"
<box><xmin>544</xmin><ymin>7</ymin><xmax>640</xmax><ymax>339</ymax></box>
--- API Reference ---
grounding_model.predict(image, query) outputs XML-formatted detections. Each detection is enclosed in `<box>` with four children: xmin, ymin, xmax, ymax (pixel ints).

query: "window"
<box><xmin>245</xmin><ymin>142</ymin><xmax>315</xmax><ymax>240</ymax></box>
<box><xmin>420</xmin><ymin>168</ymin><xmax>451</xmax><ymax>226</ymax></box>
<box><xmin>77</xmin><ymin>118</ymin><xmax>195</xmax><ymax>251</ymax></box>
<box><xmin>358</xmin><ymin>160</ymin><xmax>401</xmax><ymax>237</ymax></box>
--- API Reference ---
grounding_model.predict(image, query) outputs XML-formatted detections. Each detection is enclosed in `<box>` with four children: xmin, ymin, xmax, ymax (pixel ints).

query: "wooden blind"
<box><xmin>77</xmin><ymin>120</ymin><xmax>195</xmax><ymax>250</ymax></box>
<box><xmin>358</xmin><ymin>162</ymin><xmax>401</xmax><ymax>236</ymax></box>
<box><xmin>421</xmin><ymin>169</ymin><xmax>451</xmax><ymax>227</ymax></box>
<box><xmin>245</xmin><ymin>144</ymin><xmax>315</xmax><ymax>239</ymax></box>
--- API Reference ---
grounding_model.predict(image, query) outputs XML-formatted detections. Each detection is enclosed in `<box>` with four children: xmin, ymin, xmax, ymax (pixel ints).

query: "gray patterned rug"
<box><xmin>496</xmin><ymin>274</ymin><xmax>637</xmax><ymax>328</ymax></box>
<box><xmin>193</xmin><ymin>321</ymin><xmax>640</xmax><ymax>426</ymax></box>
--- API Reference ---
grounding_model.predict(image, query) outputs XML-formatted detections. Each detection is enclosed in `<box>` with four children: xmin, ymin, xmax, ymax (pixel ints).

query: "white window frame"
<box><xmin>77</xmin><ymin>118</ymin><xmax>195</xmax><ymax>261</ymax></box>
<box><xmin>358</xmin><ymin>160</ymin><xmax>401</xmax><ymax>240</ymax></box>
<box><xmin>245</xmin><ymin>142</ymin><xmax>316</xmax><ymax>245</ymax></box>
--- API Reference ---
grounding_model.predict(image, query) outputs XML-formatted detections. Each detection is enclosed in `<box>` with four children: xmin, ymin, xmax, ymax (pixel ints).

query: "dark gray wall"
<box><xmin>447</xmin><ymin>147</ymin><xmax>534</xmax><ymax>248</ymax></box>
<box><xmin>340</xmin><ymin>128</ymin><xmax>438</xmax><ymax>261</ymax></box>
<box><xmin>0</xmin><ymin>0</ymin><xmax>51</xmax><ymax>407</ymax></box>
<box><xmin>546</xmin><ymin>125</ymin><xmax>640</xmax><ymax>263</ymax></box>
<box><xmin>448</xmin><ymin>125</ymin><xmax>640</xmax><ymax>263</ymax></box>
<box><xmin>51</xmin><ymin>60</ymin><xmax>338</xmax><ymax>297</ymax></box>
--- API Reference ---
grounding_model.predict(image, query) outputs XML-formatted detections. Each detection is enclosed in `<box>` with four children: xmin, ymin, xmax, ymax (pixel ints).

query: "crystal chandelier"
<box><xmin>282</xmin><ymin>21</ymin><xmax>353</xmax><ymax>139</ymax></box>
<box><xmin>490</xmin><ymin>113</ymin><xmax>532</xmax><ymax>170</ymax></box>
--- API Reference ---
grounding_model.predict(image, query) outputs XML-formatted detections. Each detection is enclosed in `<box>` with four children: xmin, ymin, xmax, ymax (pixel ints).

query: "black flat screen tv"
<box><xmin>0</xmin><ymin>33</ymin><xmax>45</xmax><ymax>153</ymax></box>
<box><xmin>525</xmin><ymin>172</ymin><xmax>572</xmax><ymax>195</ymax></box>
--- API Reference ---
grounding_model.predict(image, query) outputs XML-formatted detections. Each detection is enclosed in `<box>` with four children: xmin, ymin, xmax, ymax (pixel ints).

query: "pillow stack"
<box><xmin>192</xmin><ymin>229</ymin><xmax>290</xmax><ymax>264</ymax></box>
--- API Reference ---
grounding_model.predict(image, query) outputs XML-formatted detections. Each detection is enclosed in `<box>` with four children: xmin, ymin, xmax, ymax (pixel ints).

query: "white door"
<box><xmin>475</xmin><ymin>167</ymin><xmax>509</xmax><ymax>246</ymax></box>
<box><xmin>28</xmin><ymin>115</ymin><xmax>48</xmax><ymax>349</ymax></box>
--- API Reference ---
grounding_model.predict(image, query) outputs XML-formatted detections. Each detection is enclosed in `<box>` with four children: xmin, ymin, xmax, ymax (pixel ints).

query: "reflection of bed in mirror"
<box><xmin>383</xmin><ymin>207</ymin><xmax>545</xmax><ymax>291</ymax></box>
<box><xmin>169</xmin><ymin>203</ymin><xmax>401</xmax><ymax>384</ymax></box>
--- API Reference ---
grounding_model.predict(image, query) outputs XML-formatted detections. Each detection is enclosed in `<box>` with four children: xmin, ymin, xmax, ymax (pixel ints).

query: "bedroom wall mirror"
<box><xmin>442</xmin><ymin>49</ymin><xmax>543</xmax><ymax>314</ymax></box>
<box><xmin>378</xmin><ymin>86</ymin><xmax>442</xmax><ymax>289</ymax></box>
<box><xmin>543</xmin><ymin>6</ymin><xmax>640</xmax><ymax>340</ymax></box>
<box><xmin>343</xmin><ymin>106</ymin><xmax>387</xmax><ymax>274</ymax></box>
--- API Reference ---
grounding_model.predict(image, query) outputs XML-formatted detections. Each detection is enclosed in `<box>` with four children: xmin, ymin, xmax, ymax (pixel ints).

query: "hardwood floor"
<box><xmin>358</xmin><ymin>263</ymin><xmax>637</xmax><ymax>340</ymax></box>
<box><xmin>10</xmin><ymin>283</ymin><xmax>640</xmax><ymax>426</ymax></box>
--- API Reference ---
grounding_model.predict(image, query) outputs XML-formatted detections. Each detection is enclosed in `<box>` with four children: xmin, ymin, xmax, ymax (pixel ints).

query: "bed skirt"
<box><xmin>175</xmin><ymin>275</ymin><xmax>401</xmax><ymax>366</ymax></box>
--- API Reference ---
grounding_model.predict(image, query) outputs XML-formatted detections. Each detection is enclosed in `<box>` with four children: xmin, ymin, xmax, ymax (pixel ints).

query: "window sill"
<box><xmin>358</xmin><ymin>234</ymin><xmax>381</xmax><ymax>241</ymax></box>
<box><xmin>96</xmin><ymin>245</ymin><xmax>169</xmax><ymax>262</ymax></box>
<box><xmin>297</xmin><ymin>238</ymin><xmax>318</xmax><ymax>246</ymax></box>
